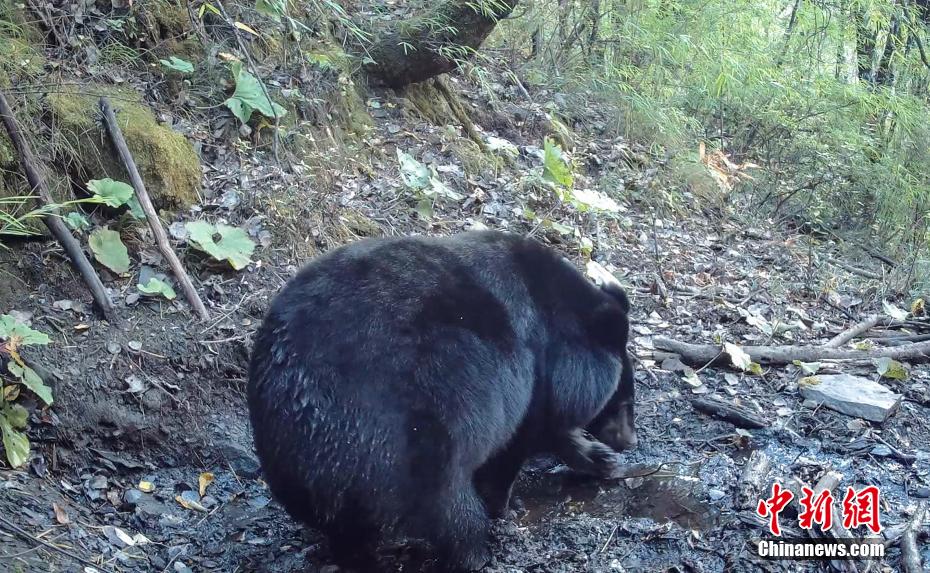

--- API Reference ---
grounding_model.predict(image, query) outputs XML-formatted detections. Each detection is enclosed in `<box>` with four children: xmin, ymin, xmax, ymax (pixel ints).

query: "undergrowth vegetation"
<box><xmin>492</xmin><ymin>0</ymin><xmax>930</xmax><ymax>290</ymax></box>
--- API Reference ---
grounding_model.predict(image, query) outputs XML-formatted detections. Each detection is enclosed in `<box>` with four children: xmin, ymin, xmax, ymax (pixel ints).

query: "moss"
<box><xmin>48</xmin><ymin>86</ymin><xmax>201</xmax><ymax>210</ymax></box>
<box><xmin>451</xmin><ymin>139</ymin><xmax>503</xmax><ymax>177</ymax></box>
<box><xmin>127</xmin><ymin>0</ymin><xmax>195</xmax><ymax>59</ymax></box>
<box><xmin>0</xmin><ymin>11</ymin><xmax>46</xmax><ymax>234</ymax></box>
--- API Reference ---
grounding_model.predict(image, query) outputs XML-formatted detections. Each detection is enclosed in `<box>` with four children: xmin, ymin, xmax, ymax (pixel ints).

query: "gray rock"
<box><xmin>799</xmin><ymin>374</ymin><xmax>902</xmax><ymax>422</ymax></box>
<box><xmin>123</xmin><ymin>488</ymin><xmax>143</xmax><ymax>506</ymax></box>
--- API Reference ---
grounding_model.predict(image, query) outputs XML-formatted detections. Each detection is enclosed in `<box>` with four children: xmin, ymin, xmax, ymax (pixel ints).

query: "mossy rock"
<box><xmin>130</xmin><ymin>0</ymin><xmax>194</xmax><ymax>59</ymax></box>
<box><xmin>48</xmin><ymin>86</ymin><xmax>201</xmax><ymax>210</ymax></box>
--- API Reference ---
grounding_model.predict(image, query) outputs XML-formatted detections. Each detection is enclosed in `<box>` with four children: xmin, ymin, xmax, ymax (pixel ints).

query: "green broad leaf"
<box><xmin>89</xmin><ymin>228</ymin><xmax>131</xmax><ymax>274</ymax></box>
<box><xmin>682</xmin><ymin>366</ymin><xmax>703</xmax><ymax>387</ymax></box>
<box><xmin>793</xmin><ymin>360</ymin><xmax>821</xmax><ymax>375</ymax></box>
<box><xmin>65</xmin><ymin>212</ymin><xmax>92</xmax><ymax>231</ymax></box>
<box><xmin>724</xmin><ymin>342</ymin><xmax>752</xmax><ymax>371</ymax></box>
<box><xmin>397</xmin><ymin>149</ymin><xmax>430</xmax><ymax>190</ymax></box>
<box><xmin>127</xmin><ymin>197</ymin><xmax>145</xmax><ymax>220</ymax></box>
<box><xmin>306</xmin><ymin>53</ymin><xmax>335</xmax><ymax>69</ymax></box>
<box><xmin>569</xmin><ymin>188</ymin><xmax>621</xmax><ymax>213</ymax></box>
<box><xmin>426</xmin><ymin>178</ymin><xmax>463</xmax><ymax>201</ymax></box>
<box><xmin>874</xmin><ymin>357</ymin><xmax>908</xmax><ymax>380</ymax></box>
<box><xmin>7</xmin><ymin>362</ymin><xmax>54</xmax><ymax>406</ymax></box>
<box><xmin>543</xmin><ymin>137</ymin><xmax>573</xmax><ymax>189</ymax></box>
<box><xmin>0</xmin><ymin>315</ymin><xmax>50</xmax><ymax>345</ymax></box>
<box><xmin>486</xmin><ymin>135</ymin><xmax>519</xmax><ymax>156</ymax></box>
<box><xmin>88</xmin><ymin>178</ymin><xmax>135</xmax><ymax>208</ymax></box>
<box><xmin>414</xmin><ymin>198</ymin><xmax>434</xmax><ymax>220</ymax></box>
<box><xmin>138</xmin><ymin>277</ymin><xmax>177</xmax><ymax>300</ymax></box>
<box><xmin>225</xmin><ymin>61</ymin><xmax>287</xmax><ymax>124</ymax></box>
<box><xmin>3</xmin><ymin>404</ymin><xmax>28</xmax><ymax>429</ymax></box>
<box><xmin>0</xmin><ymin>416</ymin><xmax>30</xmax><ymax>468</ymax></box>
<box><xmin>256</xmin><ymin>0</ymin><xmax>286</xmax><ymax>21</ymax></box>
<box><xmin>186</xmin><ymin>221</ymin><xmax>256</xmax><ymax>270</ymax></box>
<box><xmin>159</xmin><ymin>56</ymin><xmax>195</xmax><ymax>74</ymax></box>
<box><xmin>549</xmin><ymin>221</ymin><xmax>574</xmax><ymax>235</ymax></box>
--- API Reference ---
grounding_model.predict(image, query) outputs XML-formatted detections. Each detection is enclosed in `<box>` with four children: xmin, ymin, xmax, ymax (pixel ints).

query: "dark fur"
<box><xmin>247</xmin><ymin>231</ymin><xmax>635</xmax><ymax>570</ymax></box>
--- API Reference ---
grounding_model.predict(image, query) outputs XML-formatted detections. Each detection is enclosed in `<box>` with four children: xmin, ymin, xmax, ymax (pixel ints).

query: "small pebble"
<box><xmin>106</xmin><ymin>341</ymin><xmax>121</xmax><ymax>355</ymax></box>
<box><xmin>914</xmin><ymin>485</ymin><xmax>930</xmax><ymax>498</ymax></box>
<box><xmin>708</xmin><ymin>488</ymin><xmax>726</xmax><ymax>501</ymax></box>
<box><xmin>123</xmin><ymin>489</ymin><xmax>143</xmax><ymax>506</ymax></box>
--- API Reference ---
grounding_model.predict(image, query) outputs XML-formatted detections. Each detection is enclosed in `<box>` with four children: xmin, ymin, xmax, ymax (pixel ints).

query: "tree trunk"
<box><xmin>362</xmin><ymin>0</ymin><xmax>520</xmax><ymax>88</ymax></box>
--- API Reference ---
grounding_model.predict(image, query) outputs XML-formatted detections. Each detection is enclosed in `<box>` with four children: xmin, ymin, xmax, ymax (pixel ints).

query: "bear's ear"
<box><xmin>585</xmin><ymin>261</ymin><xmax>630</xmax><ymax>315</ymax></box>
<box><xmin>598</xmin><ymin>282</ymin><xmax>629</xmax><ymax>315</ymax></box>
<box><xmin>588</xmin><ymin>301</ymin><xmax>628</xmax><ymax>354</ymax></box>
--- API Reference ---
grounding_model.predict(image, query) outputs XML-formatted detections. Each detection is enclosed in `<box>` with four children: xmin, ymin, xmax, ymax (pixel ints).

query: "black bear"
<box><xmin>247</xmin><ymin>230</ymin><xmax>636</xmax><ymax>571</ymax></box>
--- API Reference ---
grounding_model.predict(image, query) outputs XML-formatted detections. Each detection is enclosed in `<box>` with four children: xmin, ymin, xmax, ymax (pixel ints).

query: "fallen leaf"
<box><xmin>176</xmin><ymin>492</ymin><xmax>207</xmax><ymax>513</ymax></box>
<box><xmin>53</xmin><ymin>503</ymin><xmax>70</xmax><ymax>524</ymax></box>
<box><xmin>882</xmin><ymin>300</ymin><xmax>908</xmax><ymax>321</ymax></box>
<box><xmin>724</xmin><ymin>342</ymin><xmax>752</xmax><ymax>371</ymax></box>
<box><xmin>874</xmin><ymin>357</ymin><xmax>908</xmax><ymax>380</ymax></box>
<box><xmin>199</xmin><ymin>472</ymin><xmax>214</xmax><ymax>497</ymax></box>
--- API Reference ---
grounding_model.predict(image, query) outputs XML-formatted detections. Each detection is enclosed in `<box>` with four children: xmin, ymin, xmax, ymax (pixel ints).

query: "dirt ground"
<box><xmin>1</xmin><ymin>72</ymin><xmax>929</xmax><ymax>573</ymax></box>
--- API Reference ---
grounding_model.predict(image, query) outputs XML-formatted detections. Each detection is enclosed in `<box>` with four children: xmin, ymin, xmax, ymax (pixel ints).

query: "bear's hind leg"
<box><xmin>474</xmin><ymin>443</ymin><xmax>528</xmax><ymax>519</ymax></box>
<box><xmin>324</xmin><ymin>511</ymin><xmax>380</xmax><ymax>571</ymax></box>
<box><xmin>420</xmin><ymin>484</ymin><xmax>492</xmax><ymax>571</ymax></box>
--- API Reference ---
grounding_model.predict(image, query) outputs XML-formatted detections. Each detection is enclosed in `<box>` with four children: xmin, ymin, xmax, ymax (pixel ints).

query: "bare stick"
<box><xmin>827</xmin><ymin>257</ymin><xmax>882</xmax><ymax>280</ymax></box>
<box><xmin>99</xmin><ymin>98</ymin><xmax>209</xmax><ymax>321</ymax></box>
<box><xmin>691</xmin><ymin>395</ymin><xmax>769</xmax><ymax>429</ymax></box>
<box><xmin>654</xmin><ymin>336</ymin><xmax>930</xmax><ymax>367</ymax></box>
<box><xmin>0</xmin><ymin>90</ymin><xmax>115</xmax><ymax>319</ymax></box>
<box><xmin>901</xmin><ymin>505</ymin><xmax>926</xmax><ymax>573</ymax></box>
<box><xmin>826</xmin><ymin>315</ymin><xmax>881</xmax><ymax>348</ymax></box>
<box><xmin>0</xmin><ymin>513</ymin><xmax>115</xmax><ymax>573</ymax></box>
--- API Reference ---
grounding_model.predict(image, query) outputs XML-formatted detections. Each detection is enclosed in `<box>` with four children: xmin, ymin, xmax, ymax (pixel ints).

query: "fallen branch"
<box><xmin>99</xmin><ymin>98</ymin><xmax>209</xmax><ymax>321</ymax></box>
<box><xmin>0</xmin><ymin>513</ymin><xmax>115</xmax><ymax>573</ymax></box>
<box><xmin>0</xmin><ymin>90</ymin><xmax>115</xmax><ymax>319</ymax></box>
<box><xmin>654</xmin><ymin>336</ymin><xmax>930</xmax><ymax>366</ymax></box>
<box><xmin>901</xmin><ymin>504</ymin><xmax>926</xmax><ymax>573</ymax></box>
<box><xmin>826</xmin><ymin>315</ymin><xmax>880</xmax><ymax>348</ymax></box>
<box><xmin>827</xmin><ymin>256</ymin><xmax>882</xmax><ymax>280</ymax></box>
<box><xmin>691</xmin><ymin>395</ymin><xmax>769</xmax><ymax>429</ymax></box>
<box><xmin>864</xmin><ymin>248</ymin><xmax>896</xmax><ymax>268</ymax></box>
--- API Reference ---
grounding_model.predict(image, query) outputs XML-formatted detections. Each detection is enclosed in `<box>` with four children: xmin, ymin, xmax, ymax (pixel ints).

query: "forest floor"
<box><xmin>1</xmin><ymin>50</ymin><xmax>929</xmax><ymax>573</ymax></box>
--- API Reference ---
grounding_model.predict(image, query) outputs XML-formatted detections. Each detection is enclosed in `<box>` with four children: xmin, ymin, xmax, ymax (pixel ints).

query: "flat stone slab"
<box><xmin>799</xmin><ymin>374</ymin><xmax>902</xmax><ymax>422</ymax></box>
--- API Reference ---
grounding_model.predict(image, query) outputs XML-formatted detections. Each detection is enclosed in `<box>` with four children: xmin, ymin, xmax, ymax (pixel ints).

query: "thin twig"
<box><xmin>0</xmin><ymin>90</ymin><xmax>115</xmax><ymax>319</ymax></box>
<box><xmin>0</xmin><ymin>514</ymin><xmax>114</xmax><ymax>573</ymax></box>
<box><xmin>99</xmin><ymin>97</ymin><xmax>209</xmax><ymax>321</ymax></box>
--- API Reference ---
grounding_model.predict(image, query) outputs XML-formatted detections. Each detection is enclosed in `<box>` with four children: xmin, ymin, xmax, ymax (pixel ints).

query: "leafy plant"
<box><xmin>159</xmin><ymin>56</ymin><xmax>195</xmax><ymax>74</ymax></box>
<box><xmin>397</xmin><ymin>150</ymin><xmax>463</xmax><ymax>219</ymax></box>
<box><xmin>185</xmin><ymin>221</ymin><xmax>256</xmax><ymax>270</ymax></box>
<box><xmin>225</xmin><ymin>61</ymin><xmax>287</xmax><ymax>124</ymax></box>
<box><xmin>138</xmin><ymin>277</ymin><xmax>177</xmax><ymax>300</ymax></box>
<box><xmin>87</xmin><ymin>178</ymin><xmax>143</xmax><ymax>219</ymax></box>
<box><xmin>0</xmin><ymin>315</ymin><xmax>52</xmax><ymax>468</ymax></box>
<box><xmin>542</xmin><ymin>138</ymin><xmax>573</xmax><ymax>189</ymax></box>
<box><xmin>1</xmin><ymin>195</ymin><xmax>100</xmax><ymax>239</ymax></box>
<box><xmin>89</xmin><ymin>228</ymin><xmax>131</xmax><ymax>274</ymax></box>
<box><xmin>65</xmin><ymin>212</ymin><xmax>92</xmax><ymax>231</ymax></box>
